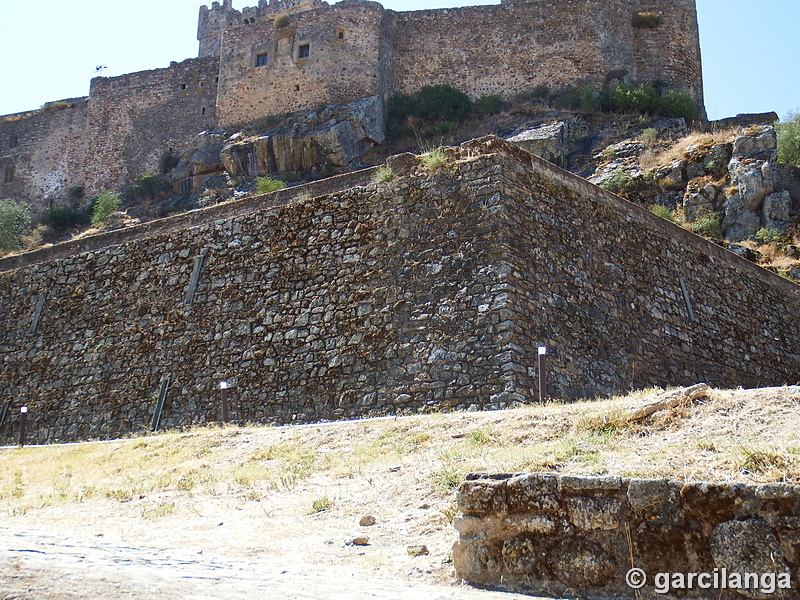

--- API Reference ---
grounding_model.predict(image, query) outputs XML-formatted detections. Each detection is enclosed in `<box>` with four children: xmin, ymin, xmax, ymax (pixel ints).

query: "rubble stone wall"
<box><xmin>1</xmin><ymin>138</ymin><xmax>797</xmax><ymax>445</ymax></box>
<box><xmin>82</xmin><ymin>57</ymin><xmax>220</xmax><ymax>195</ymax></box>
<box><xmin>0</xmin><ymin>100</ymin><xmax>89</xmax><ymax>217</ymax></box>
<box><xmin>454</xmin><ymin>472</ymin><xmax>800</xmax><ymax>598</ymax></box>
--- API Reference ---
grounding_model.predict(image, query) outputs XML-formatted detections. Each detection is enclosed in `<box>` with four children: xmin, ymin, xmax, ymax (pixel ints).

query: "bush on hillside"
<box><xmin>89</xmin><ymin>191</ymin><xmax>121</xmax><ymax>227</ymax></box>
<box><xmin>777</xmin><ymin>111</ymin><xmax>800</xmax><ymax>165</ymax></box>
<box><xmin>0</xmin><ymin>199</ymin><xmax>31</xmax><ymax>250</ymax></box>
<box><xmin>42</xmin><ymin>205</ymin><xmax>89</xmax><ymax>231</ymax></box>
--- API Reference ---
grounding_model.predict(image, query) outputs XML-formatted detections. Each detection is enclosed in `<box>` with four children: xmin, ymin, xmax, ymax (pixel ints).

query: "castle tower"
<box><xmin>198</xmin><ymin>0</ymin><xmax>241</xmax><ymax>58</ymax></box>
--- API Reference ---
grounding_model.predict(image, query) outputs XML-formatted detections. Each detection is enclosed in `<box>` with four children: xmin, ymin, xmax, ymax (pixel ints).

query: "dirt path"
<box><xmin>0</xmin><ymin>527</ymin><xmax>534</xmax><ymax>600</ymax></box>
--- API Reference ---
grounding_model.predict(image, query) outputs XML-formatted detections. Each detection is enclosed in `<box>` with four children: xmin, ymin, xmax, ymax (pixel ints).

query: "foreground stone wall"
<box><xmin>454</xmin><ymin>472</ymin><xmax>800</xmax><ymax>598</ymax></box>
<box><xmin>0</xmin><ymin>138</ymin><xmax>797</xmax><ymax>445</ymax></box>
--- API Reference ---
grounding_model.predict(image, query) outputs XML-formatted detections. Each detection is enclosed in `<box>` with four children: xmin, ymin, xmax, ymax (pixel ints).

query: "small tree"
<box><xmin>255</xmin><ymin>176</ymin><xmax>286</xmax><ymax>194</ymax></box>
<box><xmin>128</xmin><ymin>173</ymin><xmax>170</xmax><ymax>201</ymax></box>
<box><xmin>90</xmin><ymin>191</ymin><xmax>121</xmax><ymax>227</ymax></box>
<box><xmin>777</xmin><ymin>111</ymin><xmax>800</xmax><ymax>165</ymax></box>
<box><xmin>0</xmin><ymin>199</ymin><xmax>31</xmax><ymax>250</ymax></box>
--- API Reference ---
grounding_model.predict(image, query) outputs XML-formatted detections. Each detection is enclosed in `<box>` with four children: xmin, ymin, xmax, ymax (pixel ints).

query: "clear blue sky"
<box><xmin>0</xmin><ymin>0</ymin><xmax>797</xmax><ymax>121</ymax></box>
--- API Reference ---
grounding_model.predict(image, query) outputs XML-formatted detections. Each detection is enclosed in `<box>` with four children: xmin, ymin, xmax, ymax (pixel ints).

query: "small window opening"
<box><xmin>256</xmin><ymin>53</ymin><xmax>269</xmax><ymax>67</ymax></box>
<box><xmin>201</xmin><ymin>107</ymin><xmax>206</xmax><ymax>115</ymax></box>
<box><xmin>180</xmin><ymin>83</ymin><xmax>187</xmax><ymax>90</ymax></box>
<box><xmin>10</xmin><ymin>134</ymin><xmax>19</xmax><ymax>149</ymax></box>
<box><xmin>338</xmin><ymin>31</ymin><xmax>344</xmax><ymax>39</ymax></box>
<box><xmin>294</xmin><ymin>84</ymin><xmax>300</xmax><ymax>92</ymax></box>
<box><xmin>298</xmin><ymin>44</ymin><xmax>310</xmax><ymax>59</ymax></box>
<box><xmin>335</xmin><ymin>28</ymin><xmax>345</xmax><ymax>39</ymax></box>
<box><xmin>4</xmin><ymin>167</ymin><xmax>14</xmax><ymax>183</ymax></box>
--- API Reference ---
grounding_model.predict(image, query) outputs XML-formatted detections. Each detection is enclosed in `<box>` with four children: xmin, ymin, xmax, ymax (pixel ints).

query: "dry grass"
<box><xmin>2</xmin><ymin>386</ymin><xmax>798</xmax><ymax>518</ymax></box>
<box><xmin>639</xmin><ymin>128</ymin><xmax>737</xmax><ymax>170</ymax></box>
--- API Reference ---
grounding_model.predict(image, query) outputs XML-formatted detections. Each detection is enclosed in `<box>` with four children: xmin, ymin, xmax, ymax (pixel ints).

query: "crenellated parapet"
<box><xmin>257</xmin><ymin>0</ymin><xmax>325</xmax><ymax>16</ymax></box>
<box><xmin>198</xmin><ymin>0</ymin><xmax>242</xmax><ymax>57</ymax></box>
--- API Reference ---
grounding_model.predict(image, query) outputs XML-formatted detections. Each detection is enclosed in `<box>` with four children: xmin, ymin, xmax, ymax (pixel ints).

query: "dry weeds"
<box><xmin>0</xmin><ymin>386</ymin><xmax>797</xmax><ymax>587</ymax></box>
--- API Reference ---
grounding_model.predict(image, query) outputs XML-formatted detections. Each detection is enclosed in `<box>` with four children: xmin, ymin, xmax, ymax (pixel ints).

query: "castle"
<box><xmin>0</xmin><ymin>0</ymin><xmax>703</xmax><ymax>215</ymax></box>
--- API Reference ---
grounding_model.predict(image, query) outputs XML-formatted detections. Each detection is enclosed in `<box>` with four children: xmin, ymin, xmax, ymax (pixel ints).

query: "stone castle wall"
<box><xmin>454</xmin><ymin>472</ymin><xmax>800</xmax><ymax>598</ymax></box>
<box><xmin>0</xmin><ymin>138</ymin><xmax>797</xmax><ymax>445</ymax></box>
<box><xmin>393</xmin><ymin>0</ymin><xmax>702</xmax><ymax>105</ymax></box>
<box><xmin>216</xmin><ymin>2</ymin><xmax>389</xmax><ymax>126</ymax></box>
<box><xmin>0</xmin><ymin>100</ymin><xmax>89</xmax><ymax>217</ymax></box>
<box><xmin>0</xmin><ymin>0</ymin><xmax>704</xmax><ymax>206</ymax></box>
<box><xmin>82</xmin><ymin>57</ymin><xmax>220</xmax><ymax>194</ymax></box>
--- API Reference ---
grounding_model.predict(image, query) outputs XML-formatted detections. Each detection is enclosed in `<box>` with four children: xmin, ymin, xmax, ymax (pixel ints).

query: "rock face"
<box><xmin>506</xmin><ymin>122</ymin><xmax>569</xmax><ymax>166</ymax></box>
<box><xmin>454</xmin><ymin>473</ymin><xmax>800</xmax><ymax>599</ymax></box>
<box><xmin>220</xmin><ymin>96</ymin><xmax>386</xmax><ymax>179</ymax></box>
<box><xmin>722</xmin><ymin>126</ymin><xmax>780</xmax><ymax>241</ymax></box>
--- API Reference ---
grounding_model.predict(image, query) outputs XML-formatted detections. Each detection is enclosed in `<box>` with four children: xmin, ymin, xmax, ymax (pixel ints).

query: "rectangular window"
<box><xmin>10</xmin><ymin>134</ymin><xmax>19</xmax><ymax>149</ymax></box>
<box><xmin>298</xmin><ymin>44</ymin><xmax>310</xmax><ymax>59</ymax></box>
<box><xmin>4</xmin><ymin>167</ymin><xmax>14</xmax><ymax>183</ymax></box>
<box><xmin>256</xmin><ymin>53</ymin><xmax>269</xmax><ymax>67</ymax></box>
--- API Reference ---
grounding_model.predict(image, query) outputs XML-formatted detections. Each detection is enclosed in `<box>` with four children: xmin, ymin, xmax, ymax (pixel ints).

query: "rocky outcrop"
<box><xmin>220</xmin><ymin>95</ymin><xmax>386</xmax><ymax>179</ymax></box>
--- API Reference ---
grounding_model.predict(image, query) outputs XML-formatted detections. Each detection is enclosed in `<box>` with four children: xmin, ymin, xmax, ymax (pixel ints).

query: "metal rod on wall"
<box><xmin>538</xmin><ymin>346</ymin><xmax>548</xmax><ymax>402</ymax></box>
<box><xmin>219</xmin><ymin>381</ymin><xmax>230</xmax><ymax>424</ymax></box>
<box><xmin>19</xmin><ymin>406</ymin><xmax>28</xmax><ymax>448</ymax></box>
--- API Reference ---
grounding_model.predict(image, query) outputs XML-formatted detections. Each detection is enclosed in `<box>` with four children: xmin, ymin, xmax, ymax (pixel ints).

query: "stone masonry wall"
<box><xmin>0</xmin><ymin>154</ymin><xmax>517</xmax><ymax>444</ymax></box>
<box><xmin>393</xmin><ymin>0</ymin><xmax>703</xmax><ymax>105</ymax></box>
<box><xmin>215</xmin><ymin>2</ymin><xmax>389</xmax><ymax>126</ymax></box>
<box><xmin>1</xmin><ymin>138</ymin><xmax>797</xmax><ymax>445</ymax></box>
<box><xmin>482</xmin><ymin>136</ymin><xmax>800</xmax><ymax>398</ymax></box>
<box><xmin>454</xmin><ymin>472</ymin><xmax>800</xmax><ymax>598</ymax></box>
<box><xmin>81</xmin><ymin>57</ymin><xmax>220</xmax><ymax>195</ymax></box>
<box><xmin>0</xmin><ymin>100</ymin><xmax>89</xmax><ymax>214</ymax></box>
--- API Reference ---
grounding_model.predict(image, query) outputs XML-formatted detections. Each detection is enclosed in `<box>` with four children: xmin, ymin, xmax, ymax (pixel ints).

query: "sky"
<box><xmin>0</xmin><ymin>0</ymin><xmax>797</xmax><ymax>121</ymax></box>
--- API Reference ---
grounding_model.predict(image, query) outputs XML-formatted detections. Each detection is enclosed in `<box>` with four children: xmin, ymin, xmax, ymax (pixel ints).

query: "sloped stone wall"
<box><xmin>0</xmin><ymin>138</ymin><xmax>798</xmax><ymax>445</ymax></box>
<box><xmin>454</xmin><ymin>472</ymin><xmax>800</xmax><ymax>598</ymax></box>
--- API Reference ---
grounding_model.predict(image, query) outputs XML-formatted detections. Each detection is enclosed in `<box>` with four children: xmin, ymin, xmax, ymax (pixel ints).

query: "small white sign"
<box><xmin>20</xmin><ymin>406</ymin><xmax>28</xmax><ymax>414</ymax></box>
<box><xmin>538</xmin><ymin>346</ymin><xmax>547</xmax><ymax>356</ymax></box>
<box><xmin>219</xmin><ymin>381</ymin><xmax>228</xmax><ymax>390</ymax></box>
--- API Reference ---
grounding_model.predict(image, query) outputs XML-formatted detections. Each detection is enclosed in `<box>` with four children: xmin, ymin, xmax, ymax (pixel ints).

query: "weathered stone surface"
<box><xmin>221</xmin><ymin>96</ymin><xmax>386</xmax><ymax>178</ymax></box>
<box><xmin>762</xmin><ymin>190</ymin><xmax>792</xmax><ymax>231</ymax></box>
<box><xmin>727</xmin><ymin>244</ymin><xmax>762</xmax><ymax>262</ymax></box>
<box><xmin>710</xmin><ymin>519</ymin><xmax>790</xmax><ymax>599</ymax></box>
<box><xmin>505</xmin><ymin>474</ymin><xmax>559</xmax><ymax>514</ymax></box>
<box><xmin>732</xmin><ymin>126</ymin><xmax>778</xmax><ymax>159</ymax></box>
<box><xmin>501</xmin><ymin>535</ymin><xmax>548</xmax><ymax>577</ymax></box>
<box><xmin>359</xmin><ymin>515</ymin><xmax>376</xmax><ymax>527</ymax></box>
<box><xmin>567</xmin><ymin>497</ymin><xmax>622</xmax><ymax>531</ymax></box>
<box><xmin>727</xmin><ymin>156</ymin><xmax>776</xmax><ymax>212</ymax></box>
<box><xmin>506</xmin><ymin>122</ymin><xmax>569</xmax><ymax>166</ymax></box>
<box><xmin>454</xmin><ymin>473</ymin><xmax>800</xmax><ymax>599</ymax></box>
<box><xmin>1</xmin><ymin>138</ymin><xmax>799</xmax><ymax>446</ymax></box>
<box><xmin>546</xmin><ymin>537</ymin><xmax>615</xmax><ymax>588</ymax></box>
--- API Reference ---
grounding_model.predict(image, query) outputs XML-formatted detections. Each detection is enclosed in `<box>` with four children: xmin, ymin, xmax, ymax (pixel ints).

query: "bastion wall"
<box><xmin>0</xmin><ymin>138</ymin><xmax>797</xmax><ymax>445</ymax></box>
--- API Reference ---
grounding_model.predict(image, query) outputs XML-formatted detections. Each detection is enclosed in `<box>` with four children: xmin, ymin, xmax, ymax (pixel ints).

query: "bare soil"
<box><xmin>1</xmin><ymin>386</ymin><xmax>798</xmax><ymax>599</ymax></box>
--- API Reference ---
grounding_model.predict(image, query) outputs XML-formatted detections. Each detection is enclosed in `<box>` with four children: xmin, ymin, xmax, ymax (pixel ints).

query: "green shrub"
<box><xmin>650</xmin><ymin>204</ymin><xmax>678</xmax><ymax>223</ymax></box>
<box><xmin>474</xmin><ymin>94</ymin><xmax>504</xmax><ymax>116</ymax></box>
<box><xmin>255</xmin><ymin>177</ymin><xmax>287</xmax><ymax>194</ymax></box>
<box><xmin>690</xmin><ymin>209</ymin><xmax>722</xmax><ymax>239</ymax></box>
<box><xmin>638</xmin><ymin>128</ymin><xmax>659</xmax><ymax>147</ymax></box>
<box><xmin>0</xmin><ymin>199</ymin><xmax>31</xmax><ymax>250</ymax></box>
<box><xmin>42</xmin><ymin>205</ymin><xmax>89</xmax><ymax>231</ymax></box>
<box><xmin>421</xmin><ymin>147</ymin><xmax>447</xmax><ymax>170</ymax></box>
<box><xmin>531</xmin><ymin>84</ymin><xmax>550</xmax><ymax>99</ymax></box>
<box><xmin>128</xmin><ymin>174</ymin><xmax>170</xmax><ymax>201</ymax></box>
<box><xmin>89</xmin><ymin>191</ymin><xmax>121</xmax><ymax>227</ymax></box>
<box><xmin>755</xmin><ymin>227</ymin><xmax>784</xmax><ymax>244</ymax></box>
<box><xmin>601</xmin><ymin>83</ymin><xmax>659</xmax><ymax>115</ymax></box>
<box><xmin>274</xmin><ymin>14</ymin><xmax>290</xmax><ymax>29</ymax></box>
<box><xmin>388</xmin><ymin>85</ymin><xmax>471</xmax><ymax>130</ymax></box>
<box><xmin>599</xmin><ymin>169</ymin><xmax>635</xmax><ymax>194</ymax></box>
<box><xmin>777</xmin><ymin>111</ymin><xmax>800</xmax><ymax>165</ymax></box>
<box><xmin>659</xmin><ymin>90</ymin><xmax>698</xmax><ymax>123</ymax></box>
<box><xmin>370</xmin><ymin>166</ymin><xmax>395</xmax><ymax>184</ymax></box>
